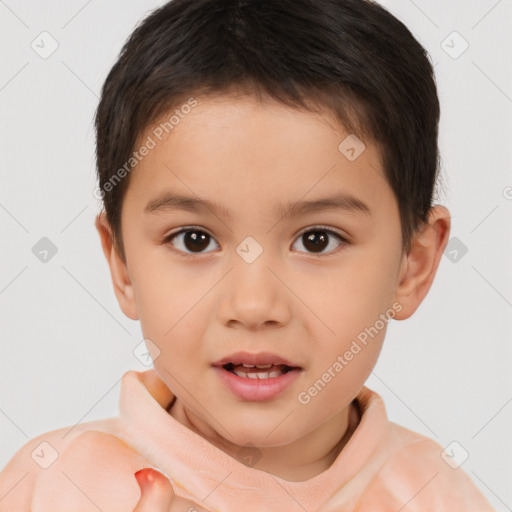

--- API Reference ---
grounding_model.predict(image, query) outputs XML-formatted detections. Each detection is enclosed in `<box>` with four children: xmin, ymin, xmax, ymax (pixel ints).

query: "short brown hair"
<box><xmin>95</xmin><ymin>0</ymin><xmax>441</xmax><ymax>260</ymax></box>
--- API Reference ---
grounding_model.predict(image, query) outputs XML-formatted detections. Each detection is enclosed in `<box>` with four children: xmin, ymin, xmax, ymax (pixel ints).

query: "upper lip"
<box><xmin>212</xmin><ymin>351</ymin><xmax>301</xmax><ymax>368</ymax></box>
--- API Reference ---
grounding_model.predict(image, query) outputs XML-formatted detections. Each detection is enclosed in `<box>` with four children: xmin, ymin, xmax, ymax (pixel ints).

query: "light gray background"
<box><xmin>1</xmin><ymin>0</ymin><xmax>511</xmax><ymax>509</ymax></box>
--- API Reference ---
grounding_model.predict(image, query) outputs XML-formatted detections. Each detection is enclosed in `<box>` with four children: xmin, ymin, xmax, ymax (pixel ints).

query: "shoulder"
<box><xmin>365</xmin><ymin>421</ymin><xmax>494</xmax><ymax>511</ymax></box>
<box><xmin>0</xmin><ymin>418</ymin><xmax>151</xmax><ymax>511</ymax></box>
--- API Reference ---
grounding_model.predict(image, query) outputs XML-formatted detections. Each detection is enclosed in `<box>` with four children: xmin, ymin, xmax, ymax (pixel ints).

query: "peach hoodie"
<box><xmin>0</xmin><ymin>369</ymin><xmax>495</xmax><ymax>511</ymax></box>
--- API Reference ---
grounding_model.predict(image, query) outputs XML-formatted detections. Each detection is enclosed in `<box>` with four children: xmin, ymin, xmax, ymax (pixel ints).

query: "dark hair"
<box><xmin>95</xmin><ymin>0</ymin><xmax>441</xmax><ymax>261</ymax></box>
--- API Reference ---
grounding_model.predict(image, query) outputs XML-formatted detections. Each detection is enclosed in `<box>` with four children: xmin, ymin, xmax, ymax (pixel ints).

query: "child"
<box><xmin>0</xmin><ymin>0</ymin><xmax>496</xmax><ymax>510</ymax></box>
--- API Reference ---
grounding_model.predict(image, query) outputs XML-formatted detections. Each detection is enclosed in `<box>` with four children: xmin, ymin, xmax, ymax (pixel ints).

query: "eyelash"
<box><xmin>163</xmin><ymin>225</ymin><xmax>348</xmax><ymax>258</ymax></box>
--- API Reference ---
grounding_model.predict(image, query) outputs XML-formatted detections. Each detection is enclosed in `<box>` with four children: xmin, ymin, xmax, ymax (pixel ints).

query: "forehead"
<box><xmin>124</xmin><ymin>94</ymin><xmax>394</xmax><ymax>221</ymax></box>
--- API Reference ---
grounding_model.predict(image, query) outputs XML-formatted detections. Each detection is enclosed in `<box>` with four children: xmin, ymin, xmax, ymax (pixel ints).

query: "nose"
<box><xmin>217</xmin><ymin>249</ymin><xmax>292</xmax><ymax>330</ymax></box>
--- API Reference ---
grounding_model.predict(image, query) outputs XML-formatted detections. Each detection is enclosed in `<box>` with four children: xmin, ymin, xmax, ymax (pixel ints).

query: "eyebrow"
<box><xmin>144</xmin><ymin>191</ymin><xmax>372</xmax><ymax>219</ymax></box>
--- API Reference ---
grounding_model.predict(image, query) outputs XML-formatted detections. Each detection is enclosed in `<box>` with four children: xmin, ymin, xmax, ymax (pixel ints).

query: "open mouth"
<box><xmin>223</xmin><ymin>363</ymin><xmax>297</xmax><ymax>379</ymax></box>
<box><xmin>214</xmin><ymin>360</ymin><xmax>303</xmax><ymax>400</ymax></box>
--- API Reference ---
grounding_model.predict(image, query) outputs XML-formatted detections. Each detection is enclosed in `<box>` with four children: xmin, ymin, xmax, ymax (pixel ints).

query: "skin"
<box><xmin>96</xmin><ymin>94</ymin><xmax>451</xmax><ymax>484</ymax></box>
<box><xmin>134</xmin><ymin>467</ymin><xmax>199</xmax><ymax>512</ymax></box>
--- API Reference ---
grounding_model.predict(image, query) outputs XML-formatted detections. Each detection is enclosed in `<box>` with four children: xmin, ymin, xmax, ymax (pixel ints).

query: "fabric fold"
<box><xmin>113</xmin><ymin>369</ymin><xmax>495</xmax><ymax>512</ymax></box>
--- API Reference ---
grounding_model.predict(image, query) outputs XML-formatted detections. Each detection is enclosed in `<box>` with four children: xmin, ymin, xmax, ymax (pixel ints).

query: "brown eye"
<box><xmin>292</xmin><ymin>227</ymin><xmax>346</xmax><ymax>255</ymax></box>
<box><xmin>165</xmin><ymin>225</ymin><xmax>347</xmax><ymax>258</ymax></box>
<box><xmin>166</xmin><ymin>228</ymin><xmax>218</xmax><ymax>255</ymax></box>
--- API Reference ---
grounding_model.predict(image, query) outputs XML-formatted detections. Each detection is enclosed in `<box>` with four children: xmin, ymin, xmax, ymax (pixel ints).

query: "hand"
<box><xmin>133</xmin><ymin>468</ymin><xmax>208</xmax><ymax>512</ymax></box>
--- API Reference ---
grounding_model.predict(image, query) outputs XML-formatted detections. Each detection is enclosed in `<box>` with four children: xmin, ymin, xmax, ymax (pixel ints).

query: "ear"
<box><xmin>95</xmin><ymin>211</ymin><xmax>139</xmax><ymax>320</ymax></box>
<box><xmin>393</xmin><ymin>205</ymin><xmax>451</xmax><ymax>320</ymax></box>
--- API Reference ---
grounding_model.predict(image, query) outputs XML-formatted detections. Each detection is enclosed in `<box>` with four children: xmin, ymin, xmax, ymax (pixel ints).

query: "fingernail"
<box><xmin>134</xmin><ymin>468</ymin><xmax>156</xmax><ymax>489</ymax></box>
<box><xmin>135</xmin><ymin>467</ymin><xmax>169</xmax><ymax>486</ymax></box>
<box><xmin>134</xmin><ymin>468</ymin><xmax>147</xmax><ymax>489</ymax></box>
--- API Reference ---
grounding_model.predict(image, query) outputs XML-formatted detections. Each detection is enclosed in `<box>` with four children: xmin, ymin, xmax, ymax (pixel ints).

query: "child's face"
<box><xmin>105</xmin><ymin>95</ymin><xmax>411</xmax><ymax>448</ymax></box>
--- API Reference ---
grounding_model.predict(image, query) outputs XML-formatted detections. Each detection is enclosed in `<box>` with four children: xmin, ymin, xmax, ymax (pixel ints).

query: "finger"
<box><xmin>133</xmin><ymin>467</ymin><xmax>175</xmax><ymax>512</ymax></box>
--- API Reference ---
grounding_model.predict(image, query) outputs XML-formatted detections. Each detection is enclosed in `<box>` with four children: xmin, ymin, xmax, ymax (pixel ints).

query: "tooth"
<box><xmin>233</xmin><ymin>371</ymin><xmax>260</xmax><ymax>379</ymax></box>
<box><xmin>232</xmin><ymin>369</ymin><xmax>286</xmax><ymax>379</ymax></box>
<box><xmin>242</xmin><ymin>364</ymin><xmax>256</xmax><ymax>368</ymax></box>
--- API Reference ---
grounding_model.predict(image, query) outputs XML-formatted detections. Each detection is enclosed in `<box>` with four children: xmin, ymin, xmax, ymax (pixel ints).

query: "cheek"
<box><xmin>129</xmin><ymin>242</ymin><xmax>195</xmax><ymax>319</ymax></box>
<box><xmin>296</xmin><ymin>332</ymin><xmax>386</xmax><ymax>418</ymax></box>
<box><xmin>305</xmin><ymin>320</ymin><xmax>387</xmax><ymax>409</ymax></box>
<box><xmin>128</xmin><ymin>253</ymin><xmax>209</xmax><ymax>365</ymax></box>
<box><xmin>308</xmin><ymin>258</ymin><xmax>397</xmax><ymax>334</ymax></box>
<box><xmin>300</xmin><ymin>247</ymin><xmax>398</xmax><ymax>369</ymax></box>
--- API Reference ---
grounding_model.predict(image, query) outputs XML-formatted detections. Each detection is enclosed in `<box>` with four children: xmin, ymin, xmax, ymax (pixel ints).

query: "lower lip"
<box><xmin>213</xmin><ymin>366</ymin><xmax>302</xmax><ymax>402</ymax></box>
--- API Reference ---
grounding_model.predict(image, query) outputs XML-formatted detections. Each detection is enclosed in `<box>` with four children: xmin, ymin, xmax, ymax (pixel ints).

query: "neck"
<box><xmin>168</xmin><ymin>398</ymin><xmax>360</xmax><ymax>482</ymax></box>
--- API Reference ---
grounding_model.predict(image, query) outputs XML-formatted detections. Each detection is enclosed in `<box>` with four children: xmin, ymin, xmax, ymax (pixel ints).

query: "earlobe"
<box><xmin>393</xmin><ymin>205</ymin><xmax>451</xmax><ymax>320</ymax></box>
<box><xmin>95</xmin><ymin>212</ymin><xmax>139</xmax><ymax>321</ymax></box>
